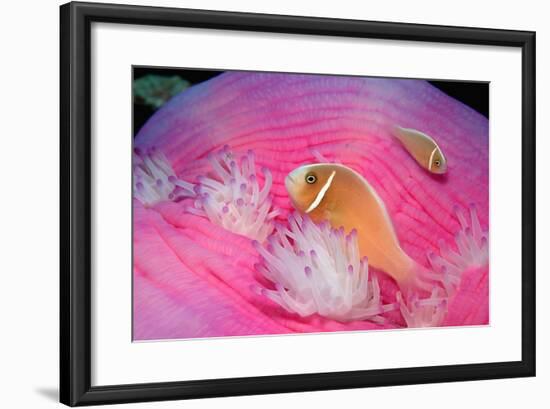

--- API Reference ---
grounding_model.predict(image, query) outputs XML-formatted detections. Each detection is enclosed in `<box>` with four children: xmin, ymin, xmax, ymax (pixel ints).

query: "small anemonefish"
<box><xmin>393</xmin><ymin>126</ymin><xmax>448</xmax><ymax>174</ymax></box>
<box><xmin>285</xmin><ymin>163</ymin><xmax>433</xmax><ymax>293</ymax></box>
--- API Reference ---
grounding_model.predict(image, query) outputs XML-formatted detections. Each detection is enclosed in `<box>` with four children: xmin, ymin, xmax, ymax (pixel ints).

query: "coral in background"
<box><xmin>133</xmin><ymin>75</ymin><xmax>190</xmax><ymax>109</ymax></box>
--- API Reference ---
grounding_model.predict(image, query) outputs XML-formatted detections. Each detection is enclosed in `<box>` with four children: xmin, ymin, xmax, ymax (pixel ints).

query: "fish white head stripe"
<box><xmin>428</xmin><ymin>146</ymin><xmax>438</xmax><ymax>169</ymax></box>
<box><xmin>305</xmin><ymin>170</ymin><xmax>336</xmax><ymax>213</ymax></box>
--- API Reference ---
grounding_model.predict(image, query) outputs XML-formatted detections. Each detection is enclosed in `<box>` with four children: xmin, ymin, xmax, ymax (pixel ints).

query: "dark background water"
<box><xmin>133</xmin><ymin>67</ymin><xmax>489</xmax><ymax>137</ymax></box>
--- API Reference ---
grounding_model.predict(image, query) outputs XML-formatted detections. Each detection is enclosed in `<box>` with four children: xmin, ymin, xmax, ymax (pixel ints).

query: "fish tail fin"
<box><xmin>390</xmin><ymin>125</ymin><xmax>404</xmax><ymax>143</ymax></box>
<box><xmin>399</xmin><ymin>262</ymin><xmax>443</xmax><ymax>298</ymax></box>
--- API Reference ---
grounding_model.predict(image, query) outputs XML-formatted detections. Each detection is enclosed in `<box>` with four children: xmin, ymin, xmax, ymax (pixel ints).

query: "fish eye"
<box><xmin>434</xmin><ymin>160</ymin><xmax>441</xmax><ymax>167</ymax></box>
<box><xmin>305</xmin><ymin>173</ymin><xmax>317</xmax><ymax>184</ymax></box>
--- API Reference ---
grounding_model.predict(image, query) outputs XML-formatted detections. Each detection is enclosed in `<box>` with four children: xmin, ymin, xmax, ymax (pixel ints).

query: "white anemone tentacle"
<box><xmin>133</xmin><ymin>147</ymin><xmax>194</xmax><ymax>207</ymax></box>
<box><xmin>395</xmin><ymin>203</ymin><xmax>488</xmax><ymax>328</ymax></box>
<box><xmin>396</xmin><ymin>287</ymin><xmax>448</xmax><ymax>328</ymax></box>
<box><xmin>133</xmin><ymin>145</ymin><xmax>281</xmax><ymax>243</ymax></box>
<box><xmin>427</xmin><ymin>203</ymin><xmax>489</xmax><ymax>296</ymax></box>
<box><xmin>189</xmin><ymin>146</ymin><xmax>281</xmax><ymax>242</ymax></box>
<box><xmin>253</xmin><ymin>212</ymin><xmax>397</xmax><ymax>322</ymax></box>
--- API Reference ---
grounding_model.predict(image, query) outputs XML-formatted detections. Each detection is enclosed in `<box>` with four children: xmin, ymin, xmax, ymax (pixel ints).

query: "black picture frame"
<box><xmin>60</xmin><ymin>1</ymin><xmax>536</xmax><ymax>406</ymax></box>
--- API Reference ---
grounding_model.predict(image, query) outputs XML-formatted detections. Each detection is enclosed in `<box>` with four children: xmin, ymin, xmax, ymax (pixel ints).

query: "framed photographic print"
<box><xmin>60</xmin><ymin>1</ymin><xmax>536</xmax><ymax>406</ymax></box>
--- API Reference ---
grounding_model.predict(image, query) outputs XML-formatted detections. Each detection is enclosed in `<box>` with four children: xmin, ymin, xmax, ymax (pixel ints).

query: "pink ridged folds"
<box><xmin>133</xmin><ymin>72</ymin><xmax>489</xmax><ymax>340</ymax></box>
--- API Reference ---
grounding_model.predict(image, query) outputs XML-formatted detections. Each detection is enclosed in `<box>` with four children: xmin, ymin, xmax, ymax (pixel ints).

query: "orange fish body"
<box><xmin>393</xmin><ymin>126</ymin><xmax>448</xmax><ymax>174</ymax></box>
<box><xmin>285</xmin><ymin>163</ymin><xmax>427</xmax><ymax>291</ymax></box>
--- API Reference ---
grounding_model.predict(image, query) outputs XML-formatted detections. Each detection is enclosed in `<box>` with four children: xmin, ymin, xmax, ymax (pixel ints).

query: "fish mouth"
<box><xmin>433</xmin><ymin>163</ymin><xmax>448</xmax><ymax>174</ymax></box>
<box><xmin>284</xmin><ymin>174</ymin><xmax>296</xmax><ymax>194</ymax></box>
<box><xmin>285</xmin><ymin>167</ymin><xmax>307</xmax><ymax>192</ymax></box>
<box><xmin>285</xmin><ymin>171</ymin><xmax>304</xmax><ymax>210</ymax></box>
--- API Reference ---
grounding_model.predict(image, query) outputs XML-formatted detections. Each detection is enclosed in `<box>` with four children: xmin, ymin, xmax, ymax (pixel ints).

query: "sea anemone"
<box><xmin>396</xmin><ymin>203</ymin><xmax>489</xmax><ymax>326</ymax></box>
<box><xmin>186</xmin><ymin>146</ymin><xmax>280</xmax><ymax>242</ymax></box>
<box><xmin>396</xmin><ymin>288</ymin><xmax>448</xmax><ymax>328</ymax></box>
<box><xmin>133</xmin><ymin>71</ymin><xmax>489</xmax><ymax>340</ymax></box>
<box><xmin>133</xmin><ymin>144</ymin><xmax>280</xmax><ymax>242</ymax></box>
<box><xmin>133</xmin><ymin>147</ymin><xmax>194</xmax><ymax>207</ymax></box>
<box><xmin>427</xmin><ymin>203</ymin><xmax>489</xmax><ymax>295</ymax></box>
<box><xmin>253</xmin><ymin>213</ymin><xmax>396</xmax><ymax>322</ymax></box>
